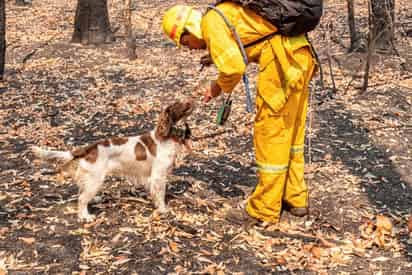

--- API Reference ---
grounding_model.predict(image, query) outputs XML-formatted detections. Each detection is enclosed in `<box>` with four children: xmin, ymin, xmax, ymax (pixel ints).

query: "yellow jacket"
<box><xmin>201</xmin><ymin>2</ymin><xmax>312</xmax><ymax>98</ymax></box>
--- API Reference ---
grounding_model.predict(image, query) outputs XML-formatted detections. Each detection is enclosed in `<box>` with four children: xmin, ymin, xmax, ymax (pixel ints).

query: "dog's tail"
<box><xmin>32</xmin><ymin>146</ymin><xmax>74</xmax><ymax>163</ymax></box>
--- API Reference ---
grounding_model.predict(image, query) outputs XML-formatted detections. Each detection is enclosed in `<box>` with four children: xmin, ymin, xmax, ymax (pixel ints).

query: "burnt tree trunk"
<box><xmin>124</xmin><ymin>0</ymin><xmax>136</xmax><ymax>59</ymax></box>
<box><xmin>347</xmin><ymin>0</ymin><xmax>365</xmax><ymax>52</ymax></box>
<box><xmin>0</xmin><ymin>0</ymin><xmax>5</xmax><ymax>79</ymax></box>
<box><xmin>361</xmin><ymin>0</ymin><xmax>375</xmax><ymax>93</ymax></box>
<box><xmin>72</xmin><ymin>0</ymin><xmax>114</xmax><ymax>45</ymax></box>
<box><xmin>15</xmin><ymin>0</ymin><xmax>31</xmax><ymax>6</ymax></box>
<box><xmin>371</xmin><ymin>0</ymin><xmax>395</xmax><ymax>52</ymax></box>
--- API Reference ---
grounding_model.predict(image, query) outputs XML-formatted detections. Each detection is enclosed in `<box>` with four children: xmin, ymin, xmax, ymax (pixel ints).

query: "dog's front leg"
<box><xmin>77</xmin><ymin>171</ymin><xmax>105</xmax><ymax>222</ymax></box>
<box><xmin>149</xmin><ymin>175</ymin><xmax>167</xmax><ymax>213</ymax></box>
<box><xmin>126</xmin><ymin>176</ymin><xmax>139</xmax><ymax>195</ymax></box>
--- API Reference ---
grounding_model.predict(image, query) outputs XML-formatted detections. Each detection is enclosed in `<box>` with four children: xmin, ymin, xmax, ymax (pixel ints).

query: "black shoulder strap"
<box><xmin>206</xmin><ymin>4</ymin><xmax>254</xmax><ymax>113</ymax></box>
<box><xmin>207</xmin><ymin>3</ymin><xmax>277</xmax><ymax>49</ymax></box>
<box><xmin>244</xmin><ymin>31</ymin><xmax>277</xmax><ymax>48</ymax></box>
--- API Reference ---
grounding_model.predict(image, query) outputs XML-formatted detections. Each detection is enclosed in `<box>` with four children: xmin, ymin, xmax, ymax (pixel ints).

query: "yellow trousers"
<box><xmin>246</xmin><ymin>45</ymin><xmax>315</xmax><ymax>223</ymax></box>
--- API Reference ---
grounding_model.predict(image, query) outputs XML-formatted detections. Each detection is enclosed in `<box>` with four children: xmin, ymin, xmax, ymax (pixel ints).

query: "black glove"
<box><xmin>200</xmin><ymin>54</ymin><xmax>213</xmax><ymax>67</ymax></box>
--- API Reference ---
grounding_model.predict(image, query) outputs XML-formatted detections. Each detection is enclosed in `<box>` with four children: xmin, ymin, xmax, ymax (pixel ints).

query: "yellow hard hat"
<box><xmin>162</xmin><ymin>5</ymin><xmax>203</xmax><ymax>46</ymax></box>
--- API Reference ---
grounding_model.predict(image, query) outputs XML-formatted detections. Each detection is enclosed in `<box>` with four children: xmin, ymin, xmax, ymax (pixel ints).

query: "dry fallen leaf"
<box><xmin>264</xmin><ymin>239</ymin><xmax>273</xmax><ymax>253</ymax></box>
<box><xmin>196</xmin><ymin>256</ymin><xmax>214</xmax><ymax>264</ymax></box>
<box><xmin>311</xmin><ymin>246</ymin><xmax>322</xmax><ymax>259</ymax></box>
<box><xmin>83</xmin><ymin>217</ymin><xmax>104</xmax><ymax>228</ymax></box>
<box><xmin>408</xmin><ymin>216</ymin><xmax>412</xmax><ymax>234</ymax></box>
<box><xmin>159</xmin><ymin>246</ymin><xmax>169</xmax><ymax>255</ymax></box>
<box><xmin>324</xmin><ymin>153</ymin><xmax>332</xmax><ymax>160</ymax></box>
<box><xmin>0</xmin><ymin>227</ymin><xmax>8</xmax><ymax>236</ymax></box>
<box><xmin>276</xmin><ymin>256</ymin><xmax>287</xmax><ymax>265</ymax></box>
<box><xmin>317</xmin><ymin>234</ymin><xmax>335</xmax><ymax>248</ymax></box>
<box><xmin>376</xmin><ymin>215</ymin><xmax>393</xmax><ymax>234</ymax></box>
<box><xmin>398</xmin><ymin>78</ymin><xmax>412</xmax><ymax>90</ymax></box>
<box><xmin>113</xmin><ymin>255</ymin><xmax>131</xmax><ymax>265</ymax></box>
<box><xmin>371</xmin><ymin>256</ymin><xmax>390</xmax><ymax>262</ymax></box>
<box><xmin>375</xmin><ymin>230</ymin><xmax>386</xmax><ymax>248</ymax></box>
<box><xmin>174</xmin><ymin>265</ymin><xmax>185</xmax><ymax>273</ymax></box>
<box><xmin>79</xmin><ymin>264</ymin><xmax>90</xmax><ymax>270</ymax></box>
<box><xmin>360</xmin><ymin>219</ymin><xmax>375</xmax><ymax>239</ymax></box>
<box><xmin>169</xmin><ymin>241</ymin><xmax>180</xmax><ymax>253</ymax></box>
<box><xmin>111</xmin><ymin>233</ymin><xmax>123</xmax><ymax>243</ymax></box>
<box><xmin>204</xmin><ymin>264</ymin><xmax>217</xmax><ymax>274</ymax></box>
<box><xmin>303</xmin><ymin>244</ymin><xmax>314</xmax><ymax>252</ymax></box>
<box><xmin>19</xmin><ymin>237</ymin><xmax>35</xmax><ymax>245</ymax></box>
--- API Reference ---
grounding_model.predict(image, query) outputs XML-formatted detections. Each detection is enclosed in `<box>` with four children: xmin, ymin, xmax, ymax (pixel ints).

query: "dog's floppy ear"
<box><xmin>155</xmin><ymin>107</ymin><xmax>173</xmax><ymax>139</ymax></box>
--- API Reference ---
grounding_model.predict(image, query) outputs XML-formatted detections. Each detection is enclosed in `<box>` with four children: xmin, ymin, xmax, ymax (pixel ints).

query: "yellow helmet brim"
<box><xmin>184</xmin><ymin>9</ymin><xmax>203</xmax><ymax>41</ymax></box>
<box><xmin>162</xmin><ymin>5</ymin><xmax>203</xmax><ymax>47</ymax></box>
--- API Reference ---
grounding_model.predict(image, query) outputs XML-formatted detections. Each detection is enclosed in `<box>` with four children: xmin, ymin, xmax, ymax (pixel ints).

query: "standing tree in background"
<box><xmin>15</xmin><ymin>0</ymin><xmax>31</xmax><ymax>6</ymax></box>
<box><xmin>72</xmin><ymin>0</ymin><xmax>114</xmax><ymax>45</ymax></box>
<box><xmin>371</xmin><ymin>0</ymin><xmax>395</xmax><ymax>52</ymax></box>
<box><xmin>0</xmin><ymin>0</ymin><xmax>5</xmax><ymax>79</ymax></box>
<box><xmin>347</xmin><ymin>0</ymin><xmax>365</xmax><ymax>52</ymax></box>
<box><xmin>124</xmin><ymin>0</ymin><xmax>137</xmax><ymax>59</ymax></box>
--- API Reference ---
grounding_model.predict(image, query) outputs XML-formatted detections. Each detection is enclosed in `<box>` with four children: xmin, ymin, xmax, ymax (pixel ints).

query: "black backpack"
<box><xmin>214</xmin><ymin>0</ymin><xmax>323</xmax><ymax>36</ymax></box>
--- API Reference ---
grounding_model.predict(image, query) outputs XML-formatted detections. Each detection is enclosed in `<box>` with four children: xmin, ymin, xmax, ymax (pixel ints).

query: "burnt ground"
<box><xmin>1</xmin><ymin>0</ymin><xmax>412</xmax><ymax>274</ymax></box>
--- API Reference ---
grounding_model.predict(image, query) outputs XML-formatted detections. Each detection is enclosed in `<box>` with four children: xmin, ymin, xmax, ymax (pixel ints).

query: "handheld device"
<box><xmin>216</xmin><ymin>97</ymin><xmax>232</xmax><ymax>125</ymax></box>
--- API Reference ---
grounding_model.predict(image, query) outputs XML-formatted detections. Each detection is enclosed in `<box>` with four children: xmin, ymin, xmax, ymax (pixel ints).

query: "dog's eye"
<box><xmin>184</xmin><ymin>123</ymin><xmax>191</xmax><ymax>138</ymax></box>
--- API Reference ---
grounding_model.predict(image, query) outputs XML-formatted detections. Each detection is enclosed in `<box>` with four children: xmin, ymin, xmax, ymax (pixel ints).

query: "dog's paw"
<box><xmin>127</xmin><ymin>186</ymin><xmax>139</xmax><ymax>196</ymax></box>
<box><xmin>152</xmin><ymin>206</ymin><xmax>169</xmax><ymax>217</ymax></box>
<box><xmin>31</xmin><ymin>146</ymin><xmax>44</xmax><ymax>158</ymax></box>
<box><xmin>157</xmin><ymin>206</ymin><xmax>168</xmax><ymax>214</ymax></box>
<box><xmin>92</xmin><ymin>195</ymin><xmax>103</xmax><ymax>203</ymax></box>
<box><xmin>79</xmin><ymin>213</ymin><xmax>96</xmax><ymax>222</ymax></box>
<box><xmin>152</xmin><ymin>207</ymin><xmax>171</xmax><ymax>221</ymax></box>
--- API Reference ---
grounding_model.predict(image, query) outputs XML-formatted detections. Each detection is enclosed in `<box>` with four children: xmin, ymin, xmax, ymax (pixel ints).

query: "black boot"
<box><xmin>226</xmin><ymin>208</ymin><xmax>260</xmax><ymax>227</ymax></box>
<box><xmin>289</xmin><ymin>207</ymin><xmax>309</xmax><ymax>217</ymax></box>
<box><xmin>283</xmin><ymin>202</ymin><xmax>309</xmax><ymax>217</ymax></box>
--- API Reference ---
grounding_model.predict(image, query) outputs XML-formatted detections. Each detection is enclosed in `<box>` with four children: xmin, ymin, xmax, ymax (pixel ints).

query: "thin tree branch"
<box><xmin>326</xmin><ymin>23</ymin><xmax>337</xmax><ymax>93</ymax></box>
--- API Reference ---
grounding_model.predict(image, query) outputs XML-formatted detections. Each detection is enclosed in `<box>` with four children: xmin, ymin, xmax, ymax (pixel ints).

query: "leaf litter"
<box><xmin>0</xmin><ymin>0</ymin><xmax>412</xmax><ymax>274</ymax></box>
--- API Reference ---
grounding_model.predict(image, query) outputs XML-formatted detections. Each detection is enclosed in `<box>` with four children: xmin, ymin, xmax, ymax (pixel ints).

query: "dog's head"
<box><xmin>155</xmin><ymin>100</ymin><xmax>194</xmax><ymax>140</ymax></box>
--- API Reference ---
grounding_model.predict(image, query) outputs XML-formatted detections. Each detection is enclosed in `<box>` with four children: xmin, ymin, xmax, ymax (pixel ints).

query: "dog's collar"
<box><xmin>170</xmin><ymin>123</ymin><xmax>191</xmax><ymax>140</ymax></box>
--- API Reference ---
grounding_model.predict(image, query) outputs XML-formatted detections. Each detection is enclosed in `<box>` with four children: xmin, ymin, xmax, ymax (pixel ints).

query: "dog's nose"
<box><xmin>184</xmin><ymin>99</ymin><xmax>195</xmax><ymax>109</ymax></box>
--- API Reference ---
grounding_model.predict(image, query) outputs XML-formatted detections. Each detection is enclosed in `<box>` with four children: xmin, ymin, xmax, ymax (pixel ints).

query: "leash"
<box><xmin>207</xmin><ymin>5</ymin><xmax>254</xmax><ymax>116</ymax></box>
<box><xmin>191</xmin><ymin>129</ymin><xmax>231</xmax><ymax>142</ymax></box>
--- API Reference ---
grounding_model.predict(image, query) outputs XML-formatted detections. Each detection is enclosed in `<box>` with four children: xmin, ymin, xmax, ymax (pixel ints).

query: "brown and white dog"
<box><xmin>32</xmin><ymin>100</ymin><xmax>194</xmax><ymax>221</ymax></box>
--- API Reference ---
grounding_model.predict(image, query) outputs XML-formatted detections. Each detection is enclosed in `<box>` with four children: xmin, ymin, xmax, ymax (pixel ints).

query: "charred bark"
<box><xmin>370</xmin><ymin>0</ymin><xmax>395</xmax><ymax>52</ymax></box>
<box><xmin>124</xmin><ymin>0</ymin><xmax>137</xmax><ymax>59</ymax></box>
<box><xmin>347</xmin><ymin>0</ymin><xmax>365</xmax><ymax>52</ymax></box>
<box><xmin>15</xmin><ymin>0</ymin><xmax>31</xmax><ymax>6</ymax></box>
<box><xmin>0</xmin><ymin>0</ymin><xmax>5</xmax><ymax>79</ymax></box>
<box><xmin>71</xmin><ymin>0</ymin><xmax>114</xmax><ymax>45</ymax></box>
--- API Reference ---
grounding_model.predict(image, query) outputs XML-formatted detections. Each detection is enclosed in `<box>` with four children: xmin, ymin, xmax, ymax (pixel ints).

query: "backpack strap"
<box><xmin>244</xmin><ymin>31</ymin><xmax>277</xmax><ymax>48</ymax></box>
<box><xmin>206</xmin><ymin>5</ymin><xmax>249</xmax><ymax>65</ymax></box>
<box><xmin>206</xmin><ymin>5</ymin><xmax>253</xmax><ymax>113</ymax></box>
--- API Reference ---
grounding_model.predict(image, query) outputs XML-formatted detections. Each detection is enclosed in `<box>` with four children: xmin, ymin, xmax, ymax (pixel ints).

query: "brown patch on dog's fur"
<box><xmin>135</xmin><ymin>142</ymin><xmax>147</xmax><ymax>161</ymax></box>
<box><xmin>111</xmin><ymin>137</ymin><xmax>128</xmax><ymax>146</ymax></box>
<box><xmin>155</xmin><ymin>101</ymin><xmax>194</xmax><ymax>141</ymax></box>
<box><xmin>171</xmin><ymin>136</ymin><xmax>185</xmax><ymax>145</ymax></box>
<box><xmin>71</xmin><ymin>140</ymin><xmax>110</xmax><ymax>163</ymax></box>
<box><xmin>155</xmin><ymin>111</ymin><xmax>172</xmax><ymax>141</ymax></box>
<box><xmin>141</xmin><ymin>134</ymin><xmax>157</xmax><ymax>157</ymax></box>
<box><xmin>85</xmin><ymin>147</ymin><xmax>98</xmax><ymax>163</ymax></box>
<box><xmin>100</xmin><ymin>140</ymin><xmax>111</xmax><ymax>147</ymax></box>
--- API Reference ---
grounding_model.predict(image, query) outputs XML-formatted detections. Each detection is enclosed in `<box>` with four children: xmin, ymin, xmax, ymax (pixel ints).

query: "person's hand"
<box><xmin>202</xmin><ymin>81</ymin><xmax>222</xmax><ymax>103</ymax></box>
<box><xmin>200</xmin><ymin>54</ymin><xmax>213</xmax><ymax>67</ymax></box>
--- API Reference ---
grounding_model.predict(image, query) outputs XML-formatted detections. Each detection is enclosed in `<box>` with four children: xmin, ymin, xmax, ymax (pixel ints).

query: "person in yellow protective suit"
<box><xmin>162</xmin><ymin>3</ymin><xmax>316</xmax><ymax>224</ymax></box>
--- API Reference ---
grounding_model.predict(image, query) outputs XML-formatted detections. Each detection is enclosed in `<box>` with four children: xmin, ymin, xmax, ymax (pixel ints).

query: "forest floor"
<box><xmin>0</xmin><ymin>0</ymin><xmax>412</xmax><ymax>274</ymax></box>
